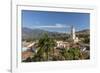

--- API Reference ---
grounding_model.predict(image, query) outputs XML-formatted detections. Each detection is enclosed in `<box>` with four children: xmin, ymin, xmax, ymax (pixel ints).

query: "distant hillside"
<box><xmin>76</xmin><ymin>29</ymin><xmax>90</xmax><ymax>39</ymax></box>
<box><xmin>22</xmin><ymin>27</ymin><xmax>70</xmax><ymax>40</ymax></box>
<box><xmin>76</xmin><ymin>29</ymin><xmax>90</xmax><ymax>35</ymax></box>
<box><xmin>22</xmin><ymin>27</ymin><xmax>90</xmax><ymax>41</ymax></box>
<box><xmin>22</xmin><ymin>27</ymin><xmax>48</xmax><ymax>40</ymax></box>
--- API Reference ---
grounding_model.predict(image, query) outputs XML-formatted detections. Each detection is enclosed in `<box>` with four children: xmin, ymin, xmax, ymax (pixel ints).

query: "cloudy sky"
<box><xmin>22</xmin><ymin>10</ymin><xmax>90</xmax><ymax>33</ymax></box>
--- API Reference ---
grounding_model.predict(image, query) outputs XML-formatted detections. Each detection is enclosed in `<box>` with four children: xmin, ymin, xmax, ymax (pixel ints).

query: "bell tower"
<box><xmin>71</xmin><ymin>25</ymin><xmax>76</xmax><ymax>40</ymax></box>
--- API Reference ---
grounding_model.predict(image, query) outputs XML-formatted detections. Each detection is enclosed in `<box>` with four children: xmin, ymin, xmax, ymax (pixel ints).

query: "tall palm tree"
<box><xmin>35</xmin><ymin>33</ymin><xmax>56</xmax><ymax>61</ymax></box>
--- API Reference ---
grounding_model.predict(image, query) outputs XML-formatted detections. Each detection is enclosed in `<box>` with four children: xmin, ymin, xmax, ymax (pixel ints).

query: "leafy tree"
<box><xmin>61</xmin><ymin>48</ymin><xmax>81</xmax><ymax>60</ymax></box>
<box><xmin>83</xmin><ymin>37</ymin><xmax>90</xmax><ymax>44</ymax></box>
<box><xmin>32</xmin><ymin>33</ymin><xmax>56</xmax><ymax>61</ymax></box>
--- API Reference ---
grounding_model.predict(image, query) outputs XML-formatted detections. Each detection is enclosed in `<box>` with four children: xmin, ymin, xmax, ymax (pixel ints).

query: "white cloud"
<box><xmin>33</xmin><ymin>23</ymin><xmax>71</xmax><ymax>28</ymax></box>
<box><xmin>55</xmin><ymin>23</ymin><xmax>65</xmax><ymax>28</ymax></box>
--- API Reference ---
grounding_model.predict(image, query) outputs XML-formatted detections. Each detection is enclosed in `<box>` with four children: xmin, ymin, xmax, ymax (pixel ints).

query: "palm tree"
<box><xmin>33</xmin><ymin>33</ymin><xmax>56</xmax><ymax>61</ymax></box>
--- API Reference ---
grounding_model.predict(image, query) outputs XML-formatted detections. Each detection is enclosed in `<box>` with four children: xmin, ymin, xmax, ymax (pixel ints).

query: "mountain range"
<box><xmin>22</xmin><ymin>27</ymin><xmax>90</xmax><ymax>40</ymax></box>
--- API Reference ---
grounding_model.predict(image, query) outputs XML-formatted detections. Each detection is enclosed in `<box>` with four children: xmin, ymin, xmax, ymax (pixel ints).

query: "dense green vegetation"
<box><xmin>22</xmin><ymin>33</ymin><xmax>89</xmax><ymax>62</ymax></box>
<box><xmin>76</xmin><ymin>33</ymin><xmax>90</xmax><ymax>44</ymax></box>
